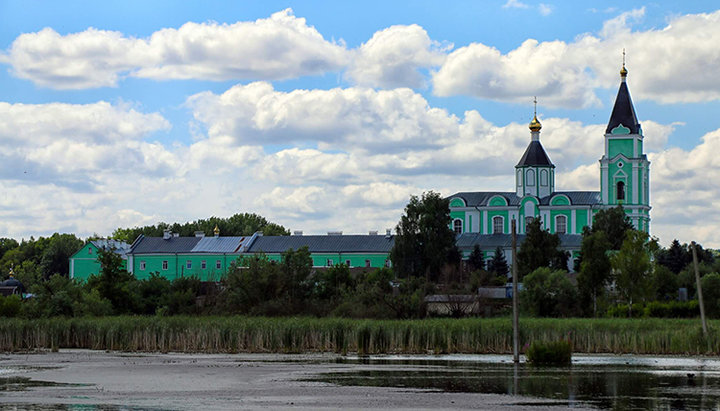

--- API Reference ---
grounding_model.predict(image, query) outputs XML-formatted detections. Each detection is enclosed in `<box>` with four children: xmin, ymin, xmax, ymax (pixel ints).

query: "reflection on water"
<box><xmin>313</xmin><ymin>356</ymin><xmax>720</xmax><ymax>410</ymax></box>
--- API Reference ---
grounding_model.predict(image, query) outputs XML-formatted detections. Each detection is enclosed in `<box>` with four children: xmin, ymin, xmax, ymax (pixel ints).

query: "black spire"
<box><xmin>516</xmin><ymin>141</ymin><xmax>554</xmax><ymax>167</ymax></box>
<box><xmin>606</xmin><ymin>65</ymin><xmax>640</xmax><ymax>134</ymax></box>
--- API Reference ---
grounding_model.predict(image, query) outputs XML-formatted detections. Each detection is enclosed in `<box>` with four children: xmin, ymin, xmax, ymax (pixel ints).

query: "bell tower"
<box><xmin>599</xmin><ymin>57</ymin><xmax>651</xmax><ymax>232</ymax></box>
<box><xmin>516</xmin><ymin>99</ymin><xmax>555</xmax><ymax>198</ymax></box>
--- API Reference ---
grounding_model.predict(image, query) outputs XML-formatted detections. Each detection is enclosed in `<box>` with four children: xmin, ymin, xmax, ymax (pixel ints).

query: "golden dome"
<box><xmin>213</xmin><ymin>225</ymin><xmax>220</xmax><ymax>236</ymax></box>
<box><xmin>529</xmin><ymin>115</ymin><xmax>542</xmax><ymax>132</ymax></box>
<box><xmin>620</xmin><ymin>65</ymin><xmax>628</xmax><ymax>78</ymax></box>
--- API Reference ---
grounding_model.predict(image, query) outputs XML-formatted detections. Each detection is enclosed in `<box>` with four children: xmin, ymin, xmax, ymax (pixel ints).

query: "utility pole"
<box><xmin>692</xmin><ymin>242</ymin><xmax>708</xmax><ymax>336</ymax></box>
<box><xmin>512</xmin><ymin>218</ymin><xmax>519</xmax><ymax>363</ymax></box>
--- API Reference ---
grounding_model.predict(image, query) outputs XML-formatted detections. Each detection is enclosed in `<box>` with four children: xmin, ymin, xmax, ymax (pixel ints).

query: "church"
<box><xmin>449</xmin><ymin>64</ymin><xmax>651</xmax><ymax>267</ymax></box>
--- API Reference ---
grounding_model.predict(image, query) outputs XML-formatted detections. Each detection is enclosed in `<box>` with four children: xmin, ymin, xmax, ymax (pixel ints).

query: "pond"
<box><xmin>311</xmin><ymin>354</ymin><xmax>720</xmax><ymax>410</ymax></box>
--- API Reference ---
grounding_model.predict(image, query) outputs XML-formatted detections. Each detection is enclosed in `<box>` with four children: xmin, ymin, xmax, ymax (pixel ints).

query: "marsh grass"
<box><xmin>0</xmin><ymin>316</ymin><xmax>717</xmax><ymax>355</ymax></box>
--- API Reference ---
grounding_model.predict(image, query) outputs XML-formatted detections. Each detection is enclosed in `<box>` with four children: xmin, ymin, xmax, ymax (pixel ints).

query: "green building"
<box><xmin>449</xmin><ymin>65</ymin><xmax>650</xmax><ymax>268</ymax></box>
<box><xmin>68</xmin><ymin>239</ymin><xmax>130</xmax><ymax>281</ymax></box>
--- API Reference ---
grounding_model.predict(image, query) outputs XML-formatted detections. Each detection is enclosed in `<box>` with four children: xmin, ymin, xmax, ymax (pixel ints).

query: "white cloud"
<box><xmin>538</xmin><ymin>4</ymin><xmax>553</xmax><ymax>16</ymax></box>
<box><xmin>433</xmin><ymin>8</ymin><xmax>720</xmax><ymax>107</ymax></box>
<box><xmin>345</xmin><ymin>24</ymin><xmax>450</xmax><ymax>88</ymax></box>
<box><xmin>0</xmin><ymin>9</ymin><xmax>348</xmax><ymax>89</ymax></box>
<box><xmin>503</xmin><ymin>0</ymin><xmax>529</xmax><ymax>9</ymax></box>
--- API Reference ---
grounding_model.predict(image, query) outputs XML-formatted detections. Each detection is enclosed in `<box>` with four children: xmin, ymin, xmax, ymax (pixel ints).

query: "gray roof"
<box><xmin>247</xmin><ymin>235</ymin><xmax>395</xmax><ymax>254</ymax></box>
<box><xmin>192</xmin><ymin>236</ymin><xmax>250</xmax><ymax>253</ymax></box>
<box><xmin>131</xmin><ymin>237</ymin><xmax>201</xmax><ymax>254</ymax></box>
<box><xmin>456</xmin><ymin>233</ymin><xmax>582</xmax><ymax>249</ymax></box>
<box><xmin>448</xmin><ymin>191</ymin><xmax>601</xmax><ymax>207</ymax></box>
<box><xmin>90</xmin><ymin>239</ymin><xmax>131</xmax><ymax>256</ymax></box>
<box><xmin>516</xmin><ymin>141</ymin><xmax>554</xmax><ymax>167</ymax></box>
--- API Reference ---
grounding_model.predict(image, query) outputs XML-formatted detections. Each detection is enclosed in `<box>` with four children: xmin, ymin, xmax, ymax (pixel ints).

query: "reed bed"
<box><xmin>0</xmin><ymin>316</ymin><xmax>717</xmax><ymax>355</ymax></box>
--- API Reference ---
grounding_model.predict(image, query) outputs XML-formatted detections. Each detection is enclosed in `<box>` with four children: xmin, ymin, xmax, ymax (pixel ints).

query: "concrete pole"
<box><xmin>512</xmin><ymin>219</ymin><xmax>519</xmax><ymax>363</ymax></box>
<box><xmin>692</xmin><ymin>242</ymin><xmax>708</xmax><ymax>336</ymax></box>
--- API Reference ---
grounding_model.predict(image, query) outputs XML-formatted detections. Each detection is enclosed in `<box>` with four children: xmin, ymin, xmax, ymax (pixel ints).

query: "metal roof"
<box><xmin>131</xmin><ymin>237</ymin><xmax>201</xmax><ymax>254</ymax></box>
<box><xmin>516</xmin><ymin>141</ymin><xmax>554</xmax><ymax>167</ymax></box>
<box><xmin>90</xmin><ymin>239</ymin><xmax>131</xmax><ymax>256</ymax></box>
<box><xmin>448</xmin><ymin>191</ymin><xmax>601</xmax><ymax>207</ymax></box>
<box><xmin>456</xmin><ymin>233</ymin><xmax>582</xmax><ymax>249</ymax></box>
<box><xmin>448</xmin><ymin>192</ymin><xmax>521</xmax><ymax>207</ymax></box>
<box><xmin>247</xmin><ymin>235</ymin><xmax>395</xmax><ymax>253</ymax></box>
<box><xmin>192</xmin><ymin>236</ymin><xmax>249</xmax><ymax>253</ymax></box>
<box><xmin>606</xmin><ymin>80</ymin><xmax>640</xmax><ymax>134</ymax></box>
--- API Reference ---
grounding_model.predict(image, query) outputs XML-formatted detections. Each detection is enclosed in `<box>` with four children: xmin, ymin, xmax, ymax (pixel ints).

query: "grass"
<box><xmin>0</xmin><ymin>316</ymin><xmax>717</xmax><ymax>355</ymax></box>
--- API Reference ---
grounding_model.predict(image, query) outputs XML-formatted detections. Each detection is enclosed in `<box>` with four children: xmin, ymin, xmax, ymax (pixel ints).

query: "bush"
<box><xmin>644</xmin><ymin>300</ymin><xmax>699</xmax><ymax>318</ymax></box>
<box><xmin>526</xmin><ymin>340</ymin><xmax>572</xmax><ymax>365</ymax></box>
<box><xmin>701</xmin><ymin>273</ymin><xmax>720</xmax><ymax>317</ymax></box>
<box><xmin>0</xmin><ymin>294</ymin><xmax>22</xmax><ymax>317</ymax></box>
<box><xmin>606</xmin><ymin>303</ymin><xmax>644</xmax><ymax>318</ymax></box>
<box><xmin>521</xmin><ymin>267</ymin><xmax>578</xmax><ymax>317</ymax></box>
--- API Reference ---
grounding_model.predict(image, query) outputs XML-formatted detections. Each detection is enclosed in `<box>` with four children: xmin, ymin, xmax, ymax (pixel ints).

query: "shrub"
<box><xmin>0</xmin><ymin>294</ymin><xmax>22</xmax><ymax>317</ymax></box>
<box><xmin>644</xmin><ymin>300</ymin><xmax>699</xmax><ymax>318</ymax></box>
<box><xmin>526</xmin><ymin>340</ymin><xmax>572</xmax><ymax>365</ymax></box>
<box><xmin>521</xmin><ymin>267</ymin><xmax>578</xmax><ymax>317</ymax></box>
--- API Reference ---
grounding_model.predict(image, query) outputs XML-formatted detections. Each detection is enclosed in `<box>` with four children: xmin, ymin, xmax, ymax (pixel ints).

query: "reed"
<box><xmin>0</xmin><ymin>316</ymin><xmax>717</xmax><ymax>355</ymax></box>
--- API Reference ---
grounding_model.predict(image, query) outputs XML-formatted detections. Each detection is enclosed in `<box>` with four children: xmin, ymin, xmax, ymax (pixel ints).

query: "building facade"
<box><xmin>448</xmin><ymin>65</ymin><xmax>650</xmax><ymax>266</ymax></box>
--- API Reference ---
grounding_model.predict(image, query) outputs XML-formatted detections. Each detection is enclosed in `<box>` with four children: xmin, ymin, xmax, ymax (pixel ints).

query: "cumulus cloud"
<box><xmin>0</xmin><ymin>9</ymin><xmax>348</xmax><ymax>89</ymax></box>
<box><xmin>433</xmin><ymin>8</ymin><xmax>720</xmax><ymax>106</ymax></box>
<box><xmin>345</xmin><ymin>24</ymin><xmax>450</xmax><ymax>88</ymax></box>
<box><xmin>0</xmin><ymin>101</ymin><xmax>175</xmax><ymax>185</ymax></box>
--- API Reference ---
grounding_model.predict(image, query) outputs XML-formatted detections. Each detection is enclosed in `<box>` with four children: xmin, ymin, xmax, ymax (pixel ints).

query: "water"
<box><xmin>310</xmin><ymin>355</ymin><xmax>720</xmax><ymax>410</ymax></box>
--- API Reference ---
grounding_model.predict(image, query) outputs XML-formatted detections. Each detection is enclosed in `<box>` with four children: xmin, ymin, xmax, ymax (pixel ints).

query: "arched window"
<box><xmin>556</xmin><ymin>215</ymin><xmax>567</xmax><ymax>234</ymax></box>
<box><xmin>453</xmin><ymin>219</ymin><xmax>463</xmax><ymax>234</ymax></box>
<box><xmin>540</xmin><ymin>169</ymin><xmax>548</xmax><ymax>186</ymax></box>
<box><xmin>526</xmin><ymin>169</ymin><xmax>535</xmax><ymax>186</ymax></box>
<box><xmin>525</xmin><ymin>216</ymin><xmax>534</xmax><ymax>231</ymax></box>
<box><xmin>616</xmin><ymin>181</ymin><xmax>625</xmax><ymax>201</ymax></box>
<box><xmin>492</xmin><ymin>216</ymin><xmax>504</xmax><ymax>234</ymax></box>
<box><xmin>516</xmin><ymin>169</ymin><xmax>522</xmax><ymax>187</ymax></box>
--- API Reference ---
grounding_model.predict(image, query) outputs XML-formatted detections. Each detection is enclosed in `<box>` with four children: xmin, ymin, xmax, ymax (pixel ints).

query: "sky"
<box><xmin>1</xmin><ymin>0</ymin><xmax>719</xmax><ymax>247</ymax></box>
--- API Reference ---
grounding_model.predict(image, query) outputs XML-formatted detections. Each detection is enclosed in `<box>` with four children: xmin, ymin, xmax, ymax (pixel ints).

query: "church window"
<box><xmin>556</xmin><ymin>215</ymin><xmax>567</xmax><ymax>234</ymax></box>
<box><xmin>616</xmin><ymin>181</ymin><xmax>625</xmax><ymax>201</ymax></box>
<box><xmin>186</xmin><ymin>260</ymin><xmax>192</xmax><ymax>270</ymax></box>
<box><xmin>526</xmin><ymin>169</ymin><xmax>535</xmax><ymax>186</ymax></box>
<box><xmin>516</xmin><ymin>170</ymin><xmax>522</xmax><ymax>187</ymax></box>
<box><xmin>327</xmin><ymin>259</ymin><xmax>333</xmax><ymax>267</ymax></box>
<box><xmin>493</xmin><ymin>216</ymin><xmax>504</xmax><ymax>234</ymax></box>
<box><xmin>140</xmin><ymin>261</ymin><xmax>146</xmax><ymax>271</ymax></box>
<box><xmin>540</xmin><ymin>169</ymin><xmax>548</xmax><ymax>186</ymax></box>
<box><xmin>453</xmin><ymin>219</ymin><xmax>463</xmax><ymax>234</ymax></box>
<box><xmin>201</xmin><ymin>260</ymin><xmax>207</xmax><ymax>269</ymax></box>
<box><xmin>216</xmin><ymin>260</ymin><xmax>222</xmax><ymax>269</ymax></box>
<box><xmin>162</xmin><ymin>260</ymin><xmax>168</xmax><ymax>270</ymax></box>
<box><xmin>525</xmin><ymin>216</ymin><xmax>533</xmax><ymax>231</ymax></box>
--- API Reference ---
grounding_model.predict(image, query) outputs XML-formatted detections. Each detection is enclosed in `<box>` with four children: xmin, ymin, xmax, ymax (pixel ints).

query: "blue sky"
<box><xmin>1</xmin><ymin>0</ymin><xmax>719</xmax><ymax>246</ymax></box>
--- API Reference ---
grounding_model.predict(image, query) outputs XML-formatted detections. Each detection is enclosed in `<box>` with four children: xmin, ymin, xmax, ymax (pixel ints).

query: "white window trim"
<box><xmin>140</xmin><ymin>261</ymin><xmax>146</xmax><ymax>270</ymax></box>
<box><xmin>453</xmin><ymin>218</ymin><xmax>463</xmax><ymax>234</ymax></box>
<box><xmin>186</xmin><ymin>260</ymin><xmax>192</xmax><ymax>270</ymax></box>
<box><xmin>555</xmin><ymin>215</ymin><xmax>567</xmax><ymax>234</ymax></box>
<box><xmin>162</xmin><ymin>260</ymin><xmax>168</xmax><ymax>270</ymax></box>
<box><xmin>216</xmin><ymin>260</ymin><xmax>222</xmax><ymax>269</ymax></box>
<box><xmin>492</xmin><ymin>216</ymin><xmax>504</xmax><ymax>234</ymax></box>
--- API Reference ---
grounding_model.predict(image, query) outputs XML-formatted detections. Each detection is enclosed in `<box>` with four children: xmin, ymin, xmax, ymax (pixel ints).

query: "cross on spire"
<box><xmin>533</xmin><ymin>96</ymin><xmax>537</xmax><ymax>116</ymax></box>
<box><xmin>622</xmin><ymin>48</ymin><xmax>626</xmax><ymax>68</ymax></box>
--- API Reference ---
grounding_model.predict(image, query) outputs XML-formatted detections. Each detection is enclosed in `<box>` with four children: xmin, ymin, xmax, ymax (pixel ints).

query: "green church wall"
<box><xmin>575</xmin><ymin>209</ymin><xmax>588</xmax><ymax>233</ymax></box>
<box><xmin>450</xmin><ymin>211</ymin><xmax>466</xmax><ymax>232</ymax></box>
<box><xmin>549</xmin><ymin>209</ymin><xmax>571</xmax><ymax>233</ymax></box>
<box><xmin>487</xmin><ymin>210</ymin><xmax>509</xmax><ymax>234</ymax></box>
<box><xmin>608</xmin><ymin>138</ymin><xmax>634</xmax><ymax>159</ymax></box>
<box><xmin>70</xmin><ymin>243</ymin><xmax>127</xmax><ymax>282</ymax></box>
<box><xmin>449</xmin><ymin>198</ymin><xmax>465</xmax><ymax>207</ymax></box>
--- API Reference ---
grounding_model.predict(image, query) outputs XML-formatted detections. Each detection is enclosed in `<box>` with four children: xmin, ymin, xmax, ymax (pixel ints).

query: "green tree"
<box><xmin>467</xmin><ymin>244</ymin><xmax>485</xmax><ymax>272</ymax></box>
<box><xmin>590</xmin><ymin>206</ymin><xmax>634</xmax><ymax>250</ymax></box>
<box><xmin>0</xmin><ymin>238</ymin><xmax>19</xmax><ymax>260</ymax></box>
<box><xmin>652</xmin><ymin>264</ymin><xmax>678</xmax><ymax>301</ymax></box>
<box><xmin>701</xmin><ymin>273</ymin><xmax>720</xmax><ymax>318</ymax></box>
<box><xmin>656</xmin><ymin>239</ymin><xmax>690</xmax><ymax>274</ymax></box>
<box><xmin>517</xmin><ymin>217</ymin><xmax>567</xmax><ymax>278</ymax></box>
<box><xmin>521</xmin><ymin>267</ymin><xmax>578</xmax><ymax>317</ymax></box>
<box><xmin>39</xmin><ymin>233</ymin><xmax>83</xmax><ymax>278</ymax></box>
<box><xmin>390</xmin><ymin>191</ymin><xmax>458</xmax><ymax>281</ymax></box>
<box><xmin>577</xmin><ymin>230</ymin><xmax>612</xmax><ymax>317</ymax></box>
<box><xmin>87</xmin><ymin>248</ymin><xmax>136</xmax><ymax>314</ymax></box>
<box><xmin>486</xmin><ymin>246</ymin><xmax>509</xmax><ymax>278</ymax></box>
<box><xmin>611</xmin><ymin>230</ymin><xmax>658</xmax><ymax>317</ymax></box>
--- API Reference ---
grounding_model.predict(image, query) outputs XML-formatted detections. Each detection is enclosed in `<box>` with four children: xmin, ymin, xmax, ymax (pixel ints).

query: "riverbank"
<box><xmin>0</xmin><ymin>316</ymin><xmax>716</xmax><ymax>355</ymax></box>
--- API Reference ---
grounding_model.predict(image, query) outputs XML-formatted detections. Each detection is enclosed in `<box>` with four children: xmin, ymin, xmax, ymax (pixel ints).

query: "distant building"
<box><xmin>68</xmin><ymin>239</ymin><xmax>130</xmax><ymax>280</ymax></box>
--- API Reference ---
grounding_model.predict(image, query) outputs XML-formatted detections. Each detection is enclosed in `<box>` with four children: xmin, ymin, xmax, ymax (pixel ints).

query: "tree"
<box><xmin>88</xmin><ymin>248</ymin><xmax>136</xmax><ymax>314</ymax></box>
<box><xmin>652</xmin><ymin>264</ymin><xmax>678</xmax><ymax>301</ymax></box>
<box><xmin>701</xmin><ymin>273</ymin><xmax>720</xmax><ymax>318</ymax></box>
<box><xmin>611</xmin><ymin>230</ymin><xmax>658</xmax><ymax>317</ymax></box>
<box><xmin>521</xmin><ymin>267</ymin><xmax>578</xmax><ymax>317</ymax></box>
<box><xmin>517</xmin><ymin>218</ymin><xmax>567</xmax><ymax>278</ymax></box>
<box><xmin>467</xmin><ymin>244</ymin><xmax>485</xmax><ymax>272</ymax></box>
<box><xmin>39</xmin><ymin>233</ymin><xmax>83</xmax><ymax>278</ymax></box>
<box><xmin>590</xmin><ymin>206</ymin><xmax>634</xmax><ymax>250</ymax></box>
<box><xmin>112</xmin><ymin>213</ymin><xmax>290</xmax><ymax>243</ymax></box>
<box><xmin>577</xmin><ymin>230</ymin><xmax>612</xmax><ymax>317</ymax></box>
<box><xmin>390</xmin><ymin>191</ymin><xmax>459</xmax><ymax>281</ymax></box>
<box><xmin>656</xmin><ymin>239</ymin><xmax>690</xmax><ymax>274</ymax></box>
<box><xmin>486</xmin><ymin>246</ymin><xmax>509</xmax><ymax>278</ymax></box>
